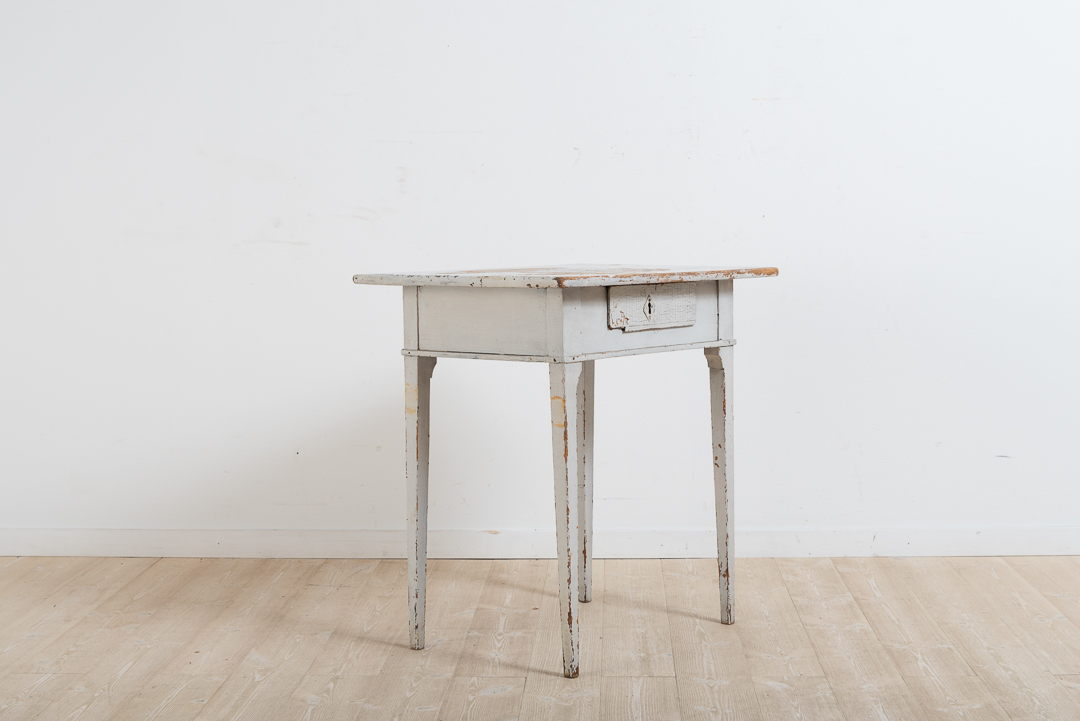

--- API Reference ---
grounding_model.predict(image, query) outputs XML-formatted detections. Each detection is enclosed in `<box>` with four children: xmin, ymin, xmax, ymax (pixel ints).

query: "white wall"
<box><xmin>2</xmin><ymin>2</ymin><xmax>1078</xmax><ymax>558</ymax></box>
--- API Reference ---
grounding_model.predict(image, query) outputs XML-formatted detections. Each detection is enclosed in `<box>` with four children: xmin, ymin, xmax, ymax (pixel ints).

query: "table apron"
<box><xmin>401</xmin><ymin>338</ymin><xmax>736</xmax><ymax>364</ymax></box>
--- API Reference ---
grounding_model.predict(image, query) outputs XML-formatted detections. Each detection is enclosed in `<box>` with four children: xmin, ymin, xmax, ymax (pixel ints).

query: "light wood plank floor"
<box><xmin>1</xmin><ymin>557</ymin><xmax>1079</xmax><ymax>720</ymax></box>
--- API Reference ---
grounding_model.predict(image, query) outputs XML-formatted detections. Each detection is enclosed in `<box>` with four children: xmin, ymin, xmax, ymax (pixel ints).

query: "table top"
<box><xmin>352</xmin><ymin>264</ymin><xmax>778</xmax><ymax>289</ymax></box>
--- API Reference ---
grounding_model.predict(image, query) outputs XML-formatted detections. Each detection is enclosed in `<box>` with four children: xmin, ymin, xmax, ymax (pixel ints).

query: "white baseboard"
<box><xmin>1</xmin><ymin>527</ymin><xmax>1079</xmax><ymax>558</ymax></box>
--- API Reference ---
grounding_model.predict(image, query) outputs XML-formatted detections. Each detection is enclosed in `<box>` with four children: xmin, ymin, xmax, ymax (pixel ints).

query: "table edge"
<box><xmin>352</xmin><ymin>267</ymin><xmax>778</xmax><ymax>288</ymax></box>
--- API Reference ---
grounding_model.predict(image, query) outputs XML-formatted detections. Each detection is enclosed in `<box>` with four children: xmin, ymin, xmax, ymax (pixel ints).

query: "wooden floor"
<box><xmin>1</xmin><ymin>558</ymin><xmax>1080</xmax><ymax>720</ymax></box>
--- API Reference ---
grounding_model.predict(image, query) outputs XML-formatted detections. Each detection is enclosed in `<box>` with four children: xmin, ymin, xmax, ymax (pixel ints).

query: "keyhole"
<box><xmin>643</xmin><ymin>295</ymin><xmax>654</xmax><ymax>320</ymax></box>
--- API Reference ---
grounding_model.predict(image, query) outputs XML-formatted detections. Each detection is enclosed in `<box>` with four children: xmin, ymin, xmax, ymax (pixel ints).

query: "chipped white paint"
<box><xmin>405</xmin><ymin>353</ymin><xmax>436</xmax><ymax>649</ymax></box>
<box><xmin>705</xmin><ymin>345</ymin><xmax>735</xmax><ymax>624</ymax></box>
<box><xmin>716</xmin><ymin>278</ymin><xmax>734</xmax><ymax>341</ymax></box>
<box><xmin>400</xmin><ymin>280</ymin><xmax>721</xmax><ymax>362</ymax></box>
<box><xmin>356</xmin><ymin>265</ymin><xmax>776</xmax><ymax>674</ymax></box>
<box><xmin>608</xmin><ymin>283</ymin><xmax>697</xmax><ymax>332</ymax></box>
<box><xmin>550</xmin><ymin>362</ymin><xmax>585</xmax><ymax>677</ymax></box>
<box><xmin>353</xmin><ymin>264</ymin><xmax>778</xmax><ymax>289</ymax></box>
<box><xmin>402</xmin><ymin>286</ymin><xmax>419</xmax><ymax>350</ymax></box>
<box><xmin>417</xmin><ymin>285</ymin><xmax>550</xmax><ymax>355</ymax></box>
<box><xmin>399</xmin><ymin>338</ymin><xmax>734</xmax><ymax>364</ymax></box>
<box><xmin>579</xmin><ymin>359</ymin><xmax>595</xmax><ymax>603</ymax></box>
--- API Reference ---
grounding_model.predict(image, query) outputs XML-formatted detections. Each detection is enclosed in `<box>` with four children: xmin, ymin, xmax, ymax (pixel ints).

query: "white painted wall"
<box><xmin>2</xmin><ymin>2</ymin><xmax>1078</xmax><ymax>558</ymax></box>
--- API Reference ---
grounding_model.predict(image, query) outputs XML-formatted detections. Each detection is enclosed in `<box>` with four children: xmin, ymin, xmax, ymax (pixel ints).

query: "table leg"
<box><xmin>579</xmin><ymin>359</ymin><xmax>594</xmax><ymax>604</ymax></box>
<box><xmin>550</xmin><ymin>362</ymin><xmax>584</xmax><ymax>677</ymax></box>
<box><xmin>705</xmin><ymin>346</ymin><xmax>734</xmax><ymax>624</ymax></box>
<box><xmin>405</xmin><ymin>354</ymin><xmax>436</xmax><ymax>649</ymax></box>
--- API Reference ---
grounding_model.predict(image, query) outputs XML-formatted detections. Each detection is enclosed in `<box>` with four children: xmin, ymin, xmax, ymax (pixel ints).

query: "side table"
<box><xmin>352</xmin><ymin>265</ymin><xmax>777</xmax><ymax>677</ymax></box>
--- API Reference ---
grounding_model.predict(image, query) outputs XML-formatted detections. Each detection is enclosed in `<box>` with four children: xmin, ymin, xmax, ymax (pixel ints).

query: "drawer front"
<box><xmin>562</xmin><ymin>280</ymin><xmax>726</xmax><ymax>357</ymax></box>
<box><xmin>608</xmin><ymin>283</ymin><xmax>698</xmax><ymax>331</ymax></box>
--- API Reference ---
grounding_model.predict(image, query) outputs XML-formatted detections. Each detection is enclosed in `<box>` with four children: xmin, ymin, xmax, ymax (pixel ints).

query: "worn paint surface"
<box><xmin>705</xmin><ymin>346</ymin><xmax>734</xmax><ymax>624</ymax></box>
<box><xmin>354</xmin><ymin>264</ymin><xmax>778</xmax><ymax>289</ymax></box>
<box><xmin>579</xmin><ymin>360</ymin><xmax>594</xmax><ymax>604</ymax></box>
<box><xmin>405</xmin><ymin>355</ymin><xmax>436</xmax><ymax>649</ymax></box>
<box><xmin>607</xmin><ymin>283</ymin><xmax>697</xmax><ymax>331</ymax></box>
<box><xmin>400</xmin><ymin>338</ymin><xmax>734</xmax><ymax>365</ymax></box>
<box><xmin>388</xmin><ymin>271</ymin><xmax>768</xmax><ymax>674</ymax></box>
<box><xmin>549</xmin><ymin>362</ymin><xmax>584</xmax><ymax>677</ymax></box>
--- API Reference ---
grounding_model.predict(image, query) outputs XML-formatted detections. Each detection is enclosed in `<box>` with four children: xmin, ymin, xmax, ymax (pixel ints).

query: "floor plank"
<box><xmin>1004</xmin><ymin>556</ymin><xmax>1080</xmax><ymax>629</ymax></box>
<box><xmin>832</xmin><ymin>557</ymin><xmax>1012</xmax><ymax>719</ymax></box>
<box><xmin>353</xmin><ymin>675</ymin><xmax>450</xmax><ymax>721</ymax></box>
<box><xmin>161</xmin><ymin>559</ymin><xmax>323</xmax><ymax>676</ymax></box>
<box><xmin>0</xmin><ymin>557</ymin><xmax>37</xmax><ymax>595</ymax></box>
<box><xmin>109</xmin><ymin>673</ymin><xmax>227</xmax><ymax>721</ymax></box>
<box><xmin>276</xmin><ymin>674</ymin><xmax>377</xmax><ymax>721</ymax></box>
<box><xmin>603</xmin><ymin>559</ymin><xmax>667</xmax><ymax>628</ymax></box>
<box><xmin>894</xmin><ymin>557</ymin><xmax>1080</xmax><ymax>721</ymax></box>
<box><xmin>602</xmin><ymin>559</ymin><xmax>674</xmax><ymax>677</ymax></box>
<box><xmin>825</xmin><ymin>676</ymin><xmax>930</xmax><ymax>721</ymax></box>
<box><xmin>456</xmin><ymin>624</ymin><xmax>538</xmax><ymax>677</ymax></box>
<box><xmin>732</xmin><ymin>559</ymin><xmax>825</xmax><ymax>678</ymax></box>
<box><xmin>0</xmin><ymin>673</ymin><xmax>80</xmax><ymax>720</ymax></box>
<box><xmin>28</xmin><ymin>559</ymin><xmax>260</xmax><ymax>721</ymax></box>
<box><xmin>902</xmin><ymin>674</ymin><xmax>1011</xmax><ymax>721</ymax></box>
<box><xmin>424</xmin><ymin>559</ymin><xmax>493</xmax><ymax>629</ymax></box>
<box><xmin>0</xmin><ymin>557</ymin><xmax>103</xmax><ymax>631</ymax></box>
<box><xmin>0</xmin><ymin>557</ymin><xmax>157</xmax><ymax>677</ymax></box>
<box><xmin>473</xmin><ymin>560</ymin><xmax>548</xmax><ymax>631</ymax></box>
<box><xmin>15</xmin><ymin>558</ymin><xmax>229</xmax><ymax>674</ymax></box>
<box><xmin>663</xmin><ymin>559</ymin><xmax>761</xmax><ymax>690</ymax></box>
<box><xmin>305</xmin><ymin>559</ymin><xmax>408</xmax><ymax>677</ymax></box>
<box><xmin>1</xmin><ymin>556</ymin><xmax>1079</xmax><ymax>720</ymax></box>
<box><xmin>600</xmin><ymin>623</ymin><xmax>675</xmax><ymax>677</ymax></box>
<box><xmin>438</xmin><ymin>676</ymin><xmax>526</xmax><ymax>721</ymax></box>
<box><xmin>379</xmin><ymin>626</ymin><xmax>470</xmax><ymax>678</ymax></box>
<box><xmin>306</xmin><ymin>558</ymin><xmax>382</xmax><ymax>588</ymax></box>
<box><xmin>676</xmin><ymin>677</ymin><xmax>762</xmax><ymax>721</ymax></box>
<box><xmin>777</xmin><ymin>558</ymin><xmax>929</xmax><ymax>720</ymax></box>
<box><xmin>949</xmin><ymin>556</ymin><xmax>1080</xmax><ymax>674</ymax></box>
<box><xmin>193</xmin><ymin>568</ymin><xmax>368</xmax><ymax>720</ymax></box>
<box><xmin>833</xmin><ymin>558</ymin><xmax>973</xmax><ymax>678</ymax></box>
<box><xmin>599</xmin><ymin>677</ymin><xmax>680</xmax><ymax>721</ymax></box>
<box><xmin>454</xmin><ymin>560</ymin><xmax>550</xmax><ymax>678</ymax></box>
<box><xmin>520</xmin><ymin>673</ymin><xmax>601</xmax><ymax>721</ymax></box>
<box><xmin>530</xmin><ymin>624</ymin><xmax>602</xmax><ymax>679</ymax></box>
<box><xmin>752</xmin><ymin>676</ymin><xmax>845</xmax><ymax>721</ymax></box>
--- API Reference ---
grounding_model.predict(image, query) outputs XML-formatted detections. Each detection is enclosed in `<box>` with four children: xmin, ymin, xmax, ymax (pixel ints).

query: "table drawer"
<box><xmin>413</xmin><ymin>280</ymin><xmax>732</xmax><ymax>361</ymax></box>
<box><xmin>562</xmin><ymin>280</ymin><xmax>726</xmax><ymax>357</ymax></box>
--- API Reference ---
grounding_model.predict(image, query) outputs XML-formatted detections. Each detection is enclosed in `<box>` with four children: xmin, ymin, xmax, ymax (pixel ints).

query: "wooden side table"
<box><xmin>353</xmin><ymin>265</ymin><xmax>778</xmax><ymax>677</ymax></box>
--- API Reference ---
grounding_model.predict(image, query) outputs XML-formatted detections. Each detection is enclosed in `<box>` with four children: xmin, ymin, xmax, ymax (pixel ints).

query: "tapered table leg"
<box><xmin>705</xmin><ymin>346</ymin><xmax>734</xmax><ymax>624</ymax></box>
<box><xmin>579</xmin><ymin>359</ymin><xmax>594</xmax><ymax>603</ymax></box>
<box><xmin>550</xmin><ymin>362</ymin><xmax>584</xmax><ymax>677</ymax></box>
<box><xmin>405</xmin><ymin>355</ymin><xmax>436</xmax><ymax>649</ymax></box>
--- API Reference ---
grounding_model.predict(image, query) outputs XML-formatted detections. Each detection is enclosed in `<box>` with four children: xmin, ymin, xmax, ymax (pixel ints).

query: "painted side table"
<box><xmin>352</xmin><ymin>265</ymin><xmax>778</xmax><ymax>677</ymax></box>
